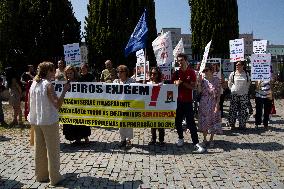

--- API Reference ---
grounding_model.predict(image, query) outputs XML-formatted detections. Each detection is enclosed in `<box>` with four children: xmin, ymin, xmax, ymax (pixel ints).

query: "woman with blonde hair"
<box><xmin>28</xmin><ymin>61</ymin><xmax>70</xmax><ymax>186</ymax></box>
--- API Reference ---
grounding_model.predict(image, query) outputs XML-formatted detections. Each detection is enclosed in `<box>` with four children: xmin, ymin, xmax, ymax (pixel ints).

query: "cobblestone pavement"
<box><xmin>1</xmin><ymin>100</ymin><xmax>284</xmax><ymax>189</ymax></box>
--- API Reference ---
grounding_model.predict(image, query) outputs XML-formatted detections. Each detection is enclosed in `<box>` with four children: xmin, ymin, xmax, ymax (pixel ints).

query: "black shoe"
<box><xmin>158</xmin><ymin>142</ymin><xmax>165</xmax><ymax>147</ymax></box>
<box><xmin>118</xmin><ymin>140</ymin><xmax>127</xmax><ymax>148</ymax></box>
<box><xmin>148</xmin><ymin>140</ymin><xmax>156</xmax><ymax>145</ymax></box>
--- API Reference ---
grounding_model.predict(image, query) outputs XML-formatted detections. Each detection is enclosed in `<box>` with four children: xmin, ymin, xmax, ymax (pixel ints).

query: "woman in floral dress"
<box><xmin>197</xmin><ymin>64</ymin><xmax>222</xmax><ymax>148</ymax></box>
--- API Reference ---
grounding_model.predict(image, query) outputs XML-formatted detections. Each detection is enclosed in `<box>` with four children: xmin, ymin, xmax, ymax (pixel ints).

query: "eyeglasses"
<box><xmin>236</xmin><ymin>64</ymin><xmax>242</xmax><ymax>66</ymax></box>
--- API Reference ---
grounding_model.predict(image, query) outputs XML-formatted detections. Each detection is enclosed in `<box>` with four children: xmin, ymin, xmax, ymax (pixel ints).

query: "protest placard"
<box><xmin>63</xmin><ymin>43</ymin><xmax>81</xmax><ymax>67</ymax></box>
<box><xmin>207</xmin><ymin>58</ymin><xmax>221</xmax><ymax>79</ymax></box>
<box><xmin>253</xmin><ymin>40</ymin><xmax>267</xmax><ymax>54</ymax></box>
<box><xmin>222</xmin><ymin>59</ymin><xmax>234</xmax><ymax>79</ymax></box>
<box><xmin>152</xmin><ymin>31</ymin><xmax>174</xmax><ymax>67</ymax></box>
<box><xmin>229</xmin><ymin>39</ymin><xmax>244</xmax><ymax>62</ymax></box>
<box><xmin>250</xmin><ymin>53</ymin><xmax>271</xmax><ymax>81</ymax></box>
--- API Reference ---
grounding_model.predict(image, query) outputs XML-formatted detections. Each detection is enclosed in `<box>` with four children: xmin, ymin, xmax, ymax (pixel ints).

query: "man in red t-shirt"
<box><xmin>172</xmin><ymin>53</ymin><xmax>205</xmax><ymax>153</ymax></box>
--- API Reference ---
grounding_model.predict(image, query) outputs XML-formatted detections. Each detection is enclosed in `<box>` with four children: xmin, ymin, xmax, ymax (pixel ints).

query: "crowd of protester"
<box><xmin>0</xmin><ymin>53</ymin><xmax>277</xmax><ymax>186</ymax></box>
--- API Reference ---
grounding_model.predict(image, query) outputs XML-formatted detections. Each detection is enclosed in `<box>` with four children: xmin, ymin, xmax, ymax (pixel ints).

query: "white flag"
<box><xmin>200</xmin><ymin>40</ymin><xmax>212</xmax><ymax>73</ymax></box>
<box><xmin>152</xmin><ymin>31</ymin><xmax>174</xmax><ymax>67</ymax></box>
<box><xmin>173</xmin><ymin>38</ymin><xmax>184</xmax><ymax>58</ymax></box>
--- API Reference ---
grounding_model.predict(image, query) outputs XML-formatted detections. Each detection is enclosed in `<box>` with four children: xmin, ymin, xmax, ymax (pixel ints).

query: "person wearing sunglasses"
<box><xmin>197</xmin><ymin>64</ymin><xmax>222</xmax><ymax>148</ymax></box>
<box><xmin>113</xmin><ymin>65</ymin><xmax>135</xmax><ymax>148</ymax></box>
<box><xmin>147</xmin><ymin>67</ymin><xmax>165</xmax><ymax>146</ymax></box>
<box><xmin>228</xmin><ymin>61</ymin><xmax>251</xmax><ymax>130</ymax></box>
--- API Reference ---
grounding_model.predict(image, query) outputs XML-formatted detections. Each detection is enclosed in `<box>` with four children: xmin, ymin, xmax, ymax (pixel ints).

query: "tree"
<box><xmin>189</xmin><ymin>0</ymin><xmax>239</xmax><ymax>59</ymax></box>
<box><xmin>0</xmin><ymin>0</ymin><xmax>80</xmax><ymax>72</ymax></box>
<box><xmin>85</xmin><ymin>0</ymin><xmax>157</xmax><ymax>71</ymax></box>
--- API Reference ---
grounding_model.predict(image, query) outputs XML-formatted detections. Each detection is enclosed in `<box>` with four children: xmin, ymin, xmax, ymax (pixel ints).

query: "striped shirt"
<box><xmin>255</xmin><ymin>81</ymin><xmax>272</xmax><ymax>99</ymax></box>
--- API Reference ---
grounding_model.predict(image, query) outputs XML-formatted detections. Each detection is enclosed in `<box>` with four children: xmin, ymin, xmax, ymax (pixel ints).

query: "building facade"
<box><xmin>160</xmin><ymin>28</ymin><xmax>192</xmax><ymax>59</ymax></box>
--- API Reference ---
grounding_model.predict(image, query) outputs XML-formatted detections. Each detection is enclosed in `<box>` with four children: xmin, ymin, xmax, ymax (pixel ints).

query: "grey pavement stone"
<box><xmin>1</xmin><ymin>100</ymin><xmax>284</xmax><ymax>188</ymax></box>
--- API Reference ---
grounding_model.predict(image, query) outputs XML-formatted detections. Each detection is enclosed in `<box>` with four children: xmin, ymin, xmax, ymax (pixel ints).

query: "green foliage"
<box><xmin>0</xmin><ymin>0</ymin><xmax>80</xmax><ymax>72</ymax></box>
<box><xmin>189</xmin><ymin>0</ymin><xmax>239</xmax><ymax>59</ymax></box>
<box><xmin>85</xmin><ymin>0</ymin><xmax>157</xmax><ymax>70</ymax></box>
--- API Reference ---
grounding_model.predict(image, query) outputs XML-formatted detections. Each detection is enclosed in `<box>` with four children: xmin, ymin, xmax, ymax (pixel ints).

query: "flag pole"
<box><xmin>144</xmin><ymin>48</ymin><xmax>147</xmax><ymax>84</ymax></box>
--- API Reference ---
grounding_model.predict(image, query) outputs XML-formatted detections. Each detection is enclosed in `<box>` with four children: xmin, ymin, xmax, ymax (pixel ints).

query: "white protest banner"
<box><xmin>173</xmin><ymin>38</ymin><xmax>184</xmax><ymax>58</ymax></box>
<box><xmin>253</xmin><ymin>40</ymin><xmax>267</xmax><ymax>54</ymax></box>
<box><xmin>152</xmin><ymin>31</ymin><xmax>174</xmax><ymax>67</ymax></box>
<box><xmin>136</xmin><ymin>49</ymin><xmax>146</xmax><ymax>81</ymax></box>
<box><xmin>200</xmin><ymin>40</ymin><xmax>212</xmax><ymax>73</ymax></box>
<box><xmin>229</xmin><ymin>38</ymin><xmax>244</xmax><ymax>62</ymax></box>
<box><xmin>64</xmin><ymin>43</ymin><xmax>81</xmax><ymax>67</ymax></box>
<box><xmin>222</xmin><ymin>59</ymin><xmax>234</xmax><ymax>79</ymax></box>
<box><xmin>207</xmin><ymin>58</ymin><xmax>221</xmax><ymax>79</ymax></box>
<box><xmin>250</xmin><ymin>53</ymin><xmax>271</xmax><ymax>81</ymax></box>
<box><xmin>159</xmin><ymin>67</ymin><xmax>172</xmax><ymax>81</ymax></box>
<box><xmin>54</xmin><ymin>82</ymin><xmax>178</xmax><ymax>128</ymax></box>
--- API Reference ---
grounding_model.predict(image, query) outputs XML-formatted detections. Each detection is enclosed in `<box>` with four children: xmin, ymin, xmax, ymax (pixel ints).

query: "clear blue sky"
<box><xmin>71</xmin><ymin>0</ymin><xmax>284</xmax><ymax>45</ymax></box>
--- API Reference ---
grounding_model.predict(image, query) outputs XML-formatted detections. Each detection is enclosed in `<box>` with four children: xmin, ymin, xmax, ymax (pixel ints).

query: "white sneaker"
<box><xmin>176</xmin><ymin>139</ymin><xmax>184</xmax><ymax>147</ymax></box>
<box><xmin>193</xmin><ymin>143</ymin><xmax>206</xmax><ymax>153</ymax></box>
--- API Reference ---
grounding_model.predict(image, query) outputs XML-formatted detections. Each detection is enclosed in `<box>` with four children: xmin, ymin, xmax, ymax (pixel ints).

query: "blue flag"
<box><xmin>125</xmin><ymin>9</ymin><xmax>148</xmax><ymax>57</ymax></box>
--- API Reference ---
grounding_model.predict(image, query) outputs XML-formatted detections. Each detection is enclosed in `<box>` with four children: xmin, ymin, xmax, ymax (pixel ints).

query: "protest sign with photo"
<box><xmin>207</xmin><ymin>58</ymin><xmax>221</xmax><ymax>79</ymax></box>
<box><xmin>222</xmin><ymin>59</ymin><xmax>234</xmax><ymax>79</ymax></box>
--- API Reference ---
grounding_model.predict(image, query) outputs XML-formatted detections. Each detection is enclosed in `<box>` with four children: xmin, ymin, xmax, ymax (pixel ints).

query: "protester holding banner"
<box><xmin>100</xmin><ymin>60</ymin><xmax>117</xmax><ymax>83</ymax></box>
<box><xmin>79</xmin><ymin>63</ymin><xmax>95</xmax><ymax>82</ymax></box>
<box><xmin>63</xmin><ymin>65</ymin><xmax>91</xmax><ymax>144</ymax></box>
<box><xmin>28</xmin><ymin>62</ymin><xmax>70</xmax><ymax>186</ymax></box>
<box><xmin>113</xmin><ymin>65</ymin><xmax>135</xmax><ymax>148</ymax></box>
<box><xmin>197</xmin><ymin>64</ymin><xmax>222</xmax><ymax>148</ymax></box>
<box><xmin>255</xmin><ymin>80</ymin><xmax>273</xmax><ymax>129</ymax></box>
<box><xmin>172</xmin><ymin>53</ymin><xmax>205</xmax><ymax>153</ymax></box>
<box><xmin>228</xmin><ymin>61</ymin><xmax>251</xmax><ymax>130</ymax></box>
<box><xmin>55</xmin><ymin>60</ymin><xmax>66</xmax><ymax>81</ymax></box>
<box><xmin>147</xmin><ymin>67</ymin><xmax>165</xmax><ymax>146</ymax></box>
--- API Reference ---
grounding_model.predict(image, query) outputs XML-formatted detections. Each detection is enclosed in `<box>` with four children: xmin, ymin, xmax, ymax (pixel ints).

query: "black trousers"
<box><xmin>150</xmin><ymin>128</ymin><xmax>165</xmax><ymax>142</ymax></box>
<box><xmin>255</xmin><ymin>97</ymin><xmax>272</xmax><ymax>126</ymax></box>
<box><xmin>175</xmin><ymin>101</ymin><xmax>199</xmax><ymax>145</ymax></box>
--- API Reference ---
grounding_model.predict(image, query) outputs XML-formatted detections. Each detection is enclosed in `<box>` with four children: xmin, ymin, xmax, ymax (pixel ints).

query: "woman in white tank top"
<box><xmin>28</xmin><ymin>62</ymin><xmax>70</xmax><ymax>186</ymax></box>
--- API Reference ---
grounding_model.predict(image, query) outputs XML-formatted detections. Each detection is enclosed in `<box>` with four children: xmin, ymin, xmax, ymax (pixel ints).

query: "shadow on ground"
<box><xmin>215</xmin><ymin>140</ymin><xmax>284</xmax><ymax>152</ymax></box>
<box><xmin>0</xmin><ymin>178</ymin><xmax>24</xmax><ymax>189</ymax></box>
<box><xmin>56</xmin><ymin>173</ymin><xmax>142</xmax><ymax>189</ymax></box>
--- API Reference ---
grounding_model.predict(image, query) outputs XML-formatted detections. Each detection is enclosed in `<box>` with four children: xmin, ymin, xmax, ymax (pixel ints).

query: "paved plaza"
<box><xmin>0</xmin><ymin>100</ymin><xmax>284</xmax><ymax>189</ymax></box>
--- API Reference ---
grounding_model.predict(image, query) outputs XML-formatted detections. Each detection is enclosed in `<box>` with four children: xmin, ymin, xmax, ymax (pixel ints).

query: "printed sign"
<box><xmin>229</xmin><ymin>39</ymin><xmax>244</xmax><ymax>62</ymax></box>
<box><xmin>222</xmin><ymin>59</ymin><xmax>234</xmax><ymax>79</ymax></box>
<box><xmin>253</xmin><ymin>40</ymin><xmax>267</xmax><ymax>54</ymax></box>
<box><xmin>207</xmin><ymin>58</ymin><xmax>221</xmax><ymax>79</ymax></box>
<box><xmin>136</xmin><ymin>49</ymin><xmax>146</xmax><ymax>81</ymax></box>
<box><xmin>152</xmin><ymin>31</ymin><xmax>174</xmax><ymax>67</ymax></box>
<box><xmin>250</xmin><ymin>54</ymin><xmax>271</xmax><ymax>81</ymax></box>
<box><xmin>54</xmin><ymin>82</ymin><xmax>178</xmax><ymax>128</ymax></box>
<box><xmin>64</xmin><ymin>43</ymin><xmax>81</xmax><ymax>67</ymax></box>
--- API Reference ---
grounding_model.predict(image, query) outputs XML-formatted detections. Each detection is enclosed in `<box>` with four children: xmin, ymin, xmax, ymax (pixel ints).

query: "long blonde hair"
<box><xmin>34</xmin><ymin>62</ymin><xmax>55</xmax><ymax>83</ymax></box>
<box><xmin>64</xmin><ymin>65</ymin><xmax>79</xmax><ymax>81</ymax></box>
